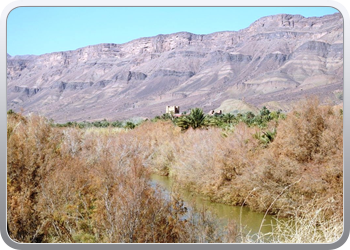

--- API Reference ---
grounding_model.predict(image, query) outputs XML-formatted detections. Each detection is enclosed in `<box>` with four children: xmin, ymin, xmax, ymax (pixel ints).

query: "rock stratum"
<box><xmin>7</xmin><ymin>13</ymin><xmax>343</xmax><ymax>122</ymax></box>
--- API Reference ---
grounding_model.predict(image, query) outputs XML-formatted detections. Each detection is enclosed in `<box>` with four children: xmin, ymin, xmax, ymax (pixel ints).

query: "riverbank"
<box><xmin>150</xmin><ymin>174</ymin><xmax>343</xmax><ymax>243</ymax></box>
<box><xmin>150</xmin><ymin>174</ymin><xmax>276</xmax><ymax>238</ymax></box>
<box><xmin>7</xmin><ymin>98</ymin><xmax>343</xmax><ymax>243</ymax></box>
<box><xmin>149</xmin><ymin>98</ymin><xmax>343</xmax><ymax>219</ymax></box>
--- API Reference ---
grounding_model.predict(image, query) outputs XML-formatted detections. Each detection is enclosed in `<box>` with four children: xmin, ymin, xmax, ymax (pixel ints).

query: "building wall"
<box><xmin>166</xmin><ymin>106</ymin><xmax>180</xmax><ymax>114</ymax></box>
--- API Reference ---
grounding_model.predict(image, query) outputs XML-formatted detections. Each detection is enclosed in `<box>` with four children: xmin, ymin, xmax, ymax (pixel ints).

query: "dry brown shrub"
<box><xmin>7</xmin><ymin>114</ymin><xmax>226</xmax><ymax>243</ymax></box>
<box><xmin>263</xmin><ymin>198</ymin><xmax>343</xmax><ymax>243</ymax></box>
<box><xmin>119</xmin><ymin>121</ymin><xmax>182</xmax><ymax>176</ymax></box>
<box><xmin>158</xmin><ymin>97</ymin><xmax>342</xmax><ymax>220</ymax></box>
<box><xmin>7</xmin><ymin>97</ymin><xmax>342</xmax><ymax>243</ymax></box>
<box><xmin>171</xmin><ymin>128</ymin><xmax>225</xmax><ymax>193</ymax></box>
<box><xmin>166</xmin><ymin>123</ymin><xmax>262</xmax><ymax>207</ymax></box>
<box><xmin>7</xmin><ymin>114</ymin><xmax>61</xmax><ymax>242</ymax></box>
<box><xmin>253</xmin><ymin>97</ymin><xmax>343</xmax><ymax>217</ymax></box>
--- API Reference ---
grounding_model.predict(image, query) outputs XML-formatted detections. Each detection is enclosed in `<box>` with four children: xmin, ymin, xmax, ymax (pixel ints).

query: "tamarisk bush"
<box><xmin>7</xmin><ymin>113</ymin><xmax>228</xmax><ymax>243</ymax></box>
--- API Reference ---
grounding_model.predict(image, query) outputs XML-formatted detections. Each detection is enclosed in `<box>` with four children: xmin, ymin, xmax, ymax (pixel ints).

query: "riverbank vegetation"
<box><xmin>7</xmin><ymin>97</ymin><xmax>343</xmax><ymax>243</ymax></box>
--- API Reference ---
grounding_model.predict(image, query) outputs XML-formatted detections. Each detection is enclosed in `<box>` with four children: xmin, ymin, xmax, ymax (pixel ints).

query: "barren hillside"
<box><xmin>7</xmin><ymin>13</ymin><xmax>343</xmax><ymax>122</ymax></box>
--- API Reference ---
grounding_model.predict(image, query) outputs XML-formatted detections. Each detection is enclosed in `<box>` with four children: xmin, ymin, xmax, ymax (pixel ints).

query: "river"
<box><xmin>150</xmin><ymin>174</ymin><xmax>277</xmax><ymax>240</ymax></box>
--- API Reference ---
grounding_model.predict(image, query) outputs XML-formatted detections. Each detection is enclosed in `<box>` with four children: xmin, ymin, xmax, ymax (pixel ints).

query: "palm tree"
<box><xmin>176</xmin><ymin>108</ymin><xmax>207</xmax><ymax>130</ymax></box>
<box><xmin>222</xmin><ymin>113</ymin><xmax>236</xmax><ymax>124</ymax></box>
<box><xmin>205</xmin><ymin>115</ymin><xmax>222</xmax><ymax>127</ymax></box>
<box><xmin>243</xmin><ymin>111</ymin><xmax>255</xmax><ymax>126</ymax></box>
<box><xmin>176</xmin><ymin>116</ymin><xmax>190</xmax><ymax>130</ymax></box>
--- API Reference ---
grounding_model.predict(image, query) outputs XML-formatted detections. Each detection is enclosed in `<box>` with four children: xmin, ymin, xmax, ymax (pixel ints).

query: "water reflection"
<box><xmin>150</xmin><ymin>174</ymin><xmax>276</xmax><ymax>238</ymax></box>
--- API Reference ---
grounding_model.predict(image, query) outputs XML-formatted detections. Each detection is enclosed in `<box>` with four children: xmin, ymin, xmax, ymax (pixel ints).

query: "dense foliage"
<box><xmin>7</xmin><ymin>112</ymin><xmax>234</xmax><ymax>243</ymax></box>
<box><xmin>7</xmin><ymin>97</ymin><xmax>343</xmax><ymax>243</ymax></box>
<box><xmin>52</xmin><ymin>106</ymin><xmax>285</xmax><ymax>132</ymax></box>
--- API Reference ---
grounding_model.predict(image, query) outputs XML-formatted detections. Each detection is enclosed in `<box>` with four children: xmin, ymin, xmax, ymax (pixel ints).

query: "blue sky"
<box><xmin>7</xmin><ymin>7</ymin><xmax>339</xmax><ymax>56</ymax></box>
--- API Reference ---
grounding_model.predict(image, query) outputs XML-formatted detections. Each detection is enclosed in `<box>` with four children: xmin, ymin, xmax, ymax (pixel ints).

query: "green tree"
<box><xmin>260</xmin><ymin>106</ymin><xmax>270</xmax><ymax>117</ymax></box>
<box><xmin>111</xmin><ymin>121</ymin><xmax>123</xmax><ymax>128</ymax></box>
<box><xmin>7</xmin><ymin>109</ymin><xmax>15</xmax><ymax>115</ymax></box>
<box><xmin>205</xmin><ymin>116</ymin><xmax>222</xmax><ymax>127</ymax></box>
<box><xmin>176</xmin><ymin>108</ymin><xmax>206</xmax><ymax>130</ymax></box>
<box><xmin>236</xmin><ymin>113</ymin><xmax>243</xmax><ymax>120</ymax></box>
<box><xmin>245</xmin><ymin>111</ymin><xmax>255</xmax><ymax>120</ymax></box>
<box><xmin>124</xmin><ymin>121</ymin><xmax>136</xmax><ymax>129</ymax></box>
<box><xmin>100</xmin><ymin>120</ymin><xmax>110</xmax><ymax>128</ymax></box>
<box><xmin>222</xmin><ymin>113</ymin><xmax>236</xmax><ymax>124</ymax></box>
<box><xmin>243</xmin><ymin>111</ymin><xmax>255</xmax><ymax>126</ymax></box>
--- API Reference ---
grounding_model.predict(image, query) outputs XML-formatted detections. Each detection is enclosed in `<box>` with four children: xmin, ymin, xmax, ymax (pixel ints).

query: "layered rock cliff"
<box><xmin>7</xmin><ymin>13</ymin><xmax>343</xmax><ymax>122</ymax></box>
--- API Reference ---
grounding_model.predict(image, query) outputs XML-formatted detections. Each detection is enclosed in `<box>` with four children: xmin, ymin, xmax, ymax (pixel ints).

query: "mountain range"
<box><xmin>7</xmin><ymin>12</ymin><xmax>343</xmax><ymax>122</ymax></box>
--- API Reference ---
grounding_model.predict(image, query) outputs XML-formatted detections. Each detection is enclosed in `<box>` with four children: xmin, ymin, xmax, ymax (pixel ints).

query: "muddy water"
<box><xmin>150</xmin><ymin>174</ymin><xmax>277</xmax><ymax>238</ymax></box>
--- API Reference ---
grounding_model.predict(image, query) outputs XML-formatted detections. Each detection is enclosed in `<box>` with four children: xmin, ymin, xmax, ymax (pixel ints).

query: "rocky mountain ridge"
<box><xmin>7</xmin><ymin>13</ymin><xmax>343</xmax><ymax>122</ymax></box>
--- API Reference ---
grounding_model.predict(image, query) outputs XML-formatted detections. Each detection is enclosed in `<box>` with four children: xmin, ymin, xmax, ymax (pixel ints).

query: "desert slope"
<box><xmin>7</xmin><ymin>13</ymin><xmax>343</xmax><ymax>122</ymax></box>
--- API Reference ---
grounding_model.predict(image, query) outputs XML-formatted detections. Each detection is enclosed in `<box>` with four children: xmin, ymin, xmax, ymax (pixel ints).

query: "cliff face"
<box><xmin>7</xmin><ymin>13</ymin><xmax>343</xmax><ymax>122</ymax></box>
